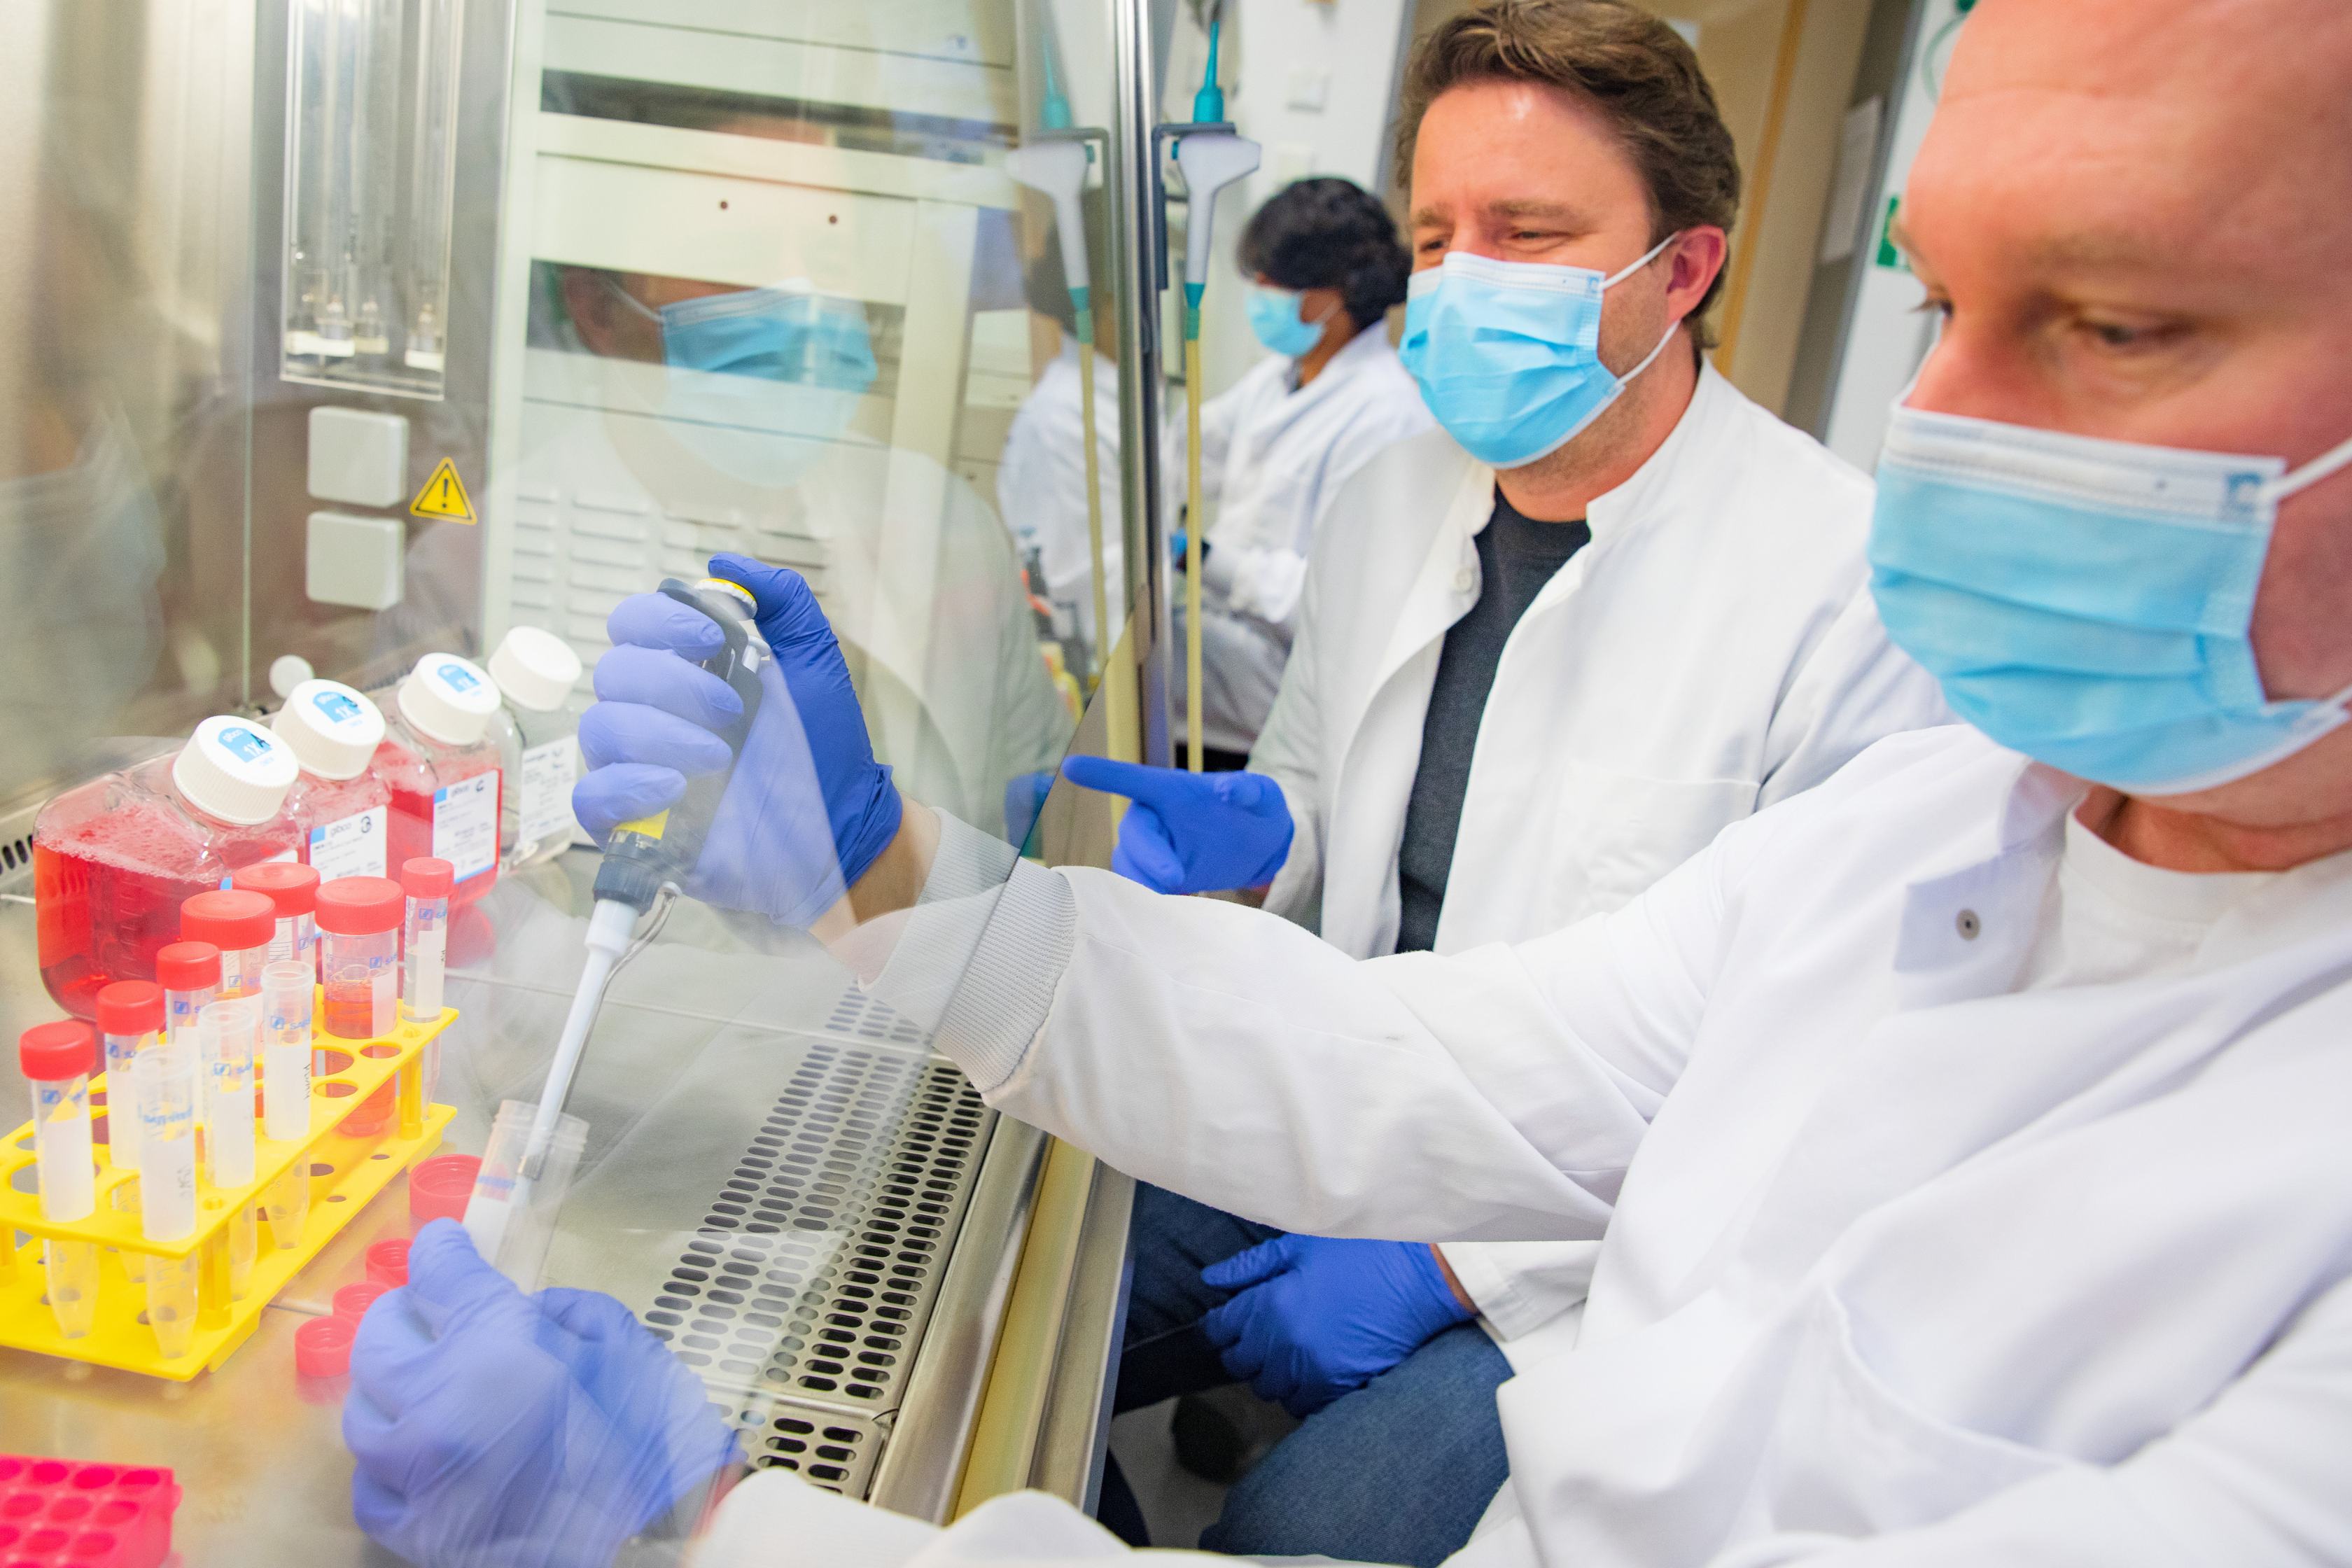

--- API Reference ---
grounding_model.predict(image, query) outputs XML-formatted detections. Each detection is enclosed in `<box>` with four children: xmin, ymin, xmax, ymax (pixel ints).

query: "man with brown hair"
<box><xmin>1063</xmin><ymin>5</ymin><xmax>1945</xmax><ymax>1557</ymax></box>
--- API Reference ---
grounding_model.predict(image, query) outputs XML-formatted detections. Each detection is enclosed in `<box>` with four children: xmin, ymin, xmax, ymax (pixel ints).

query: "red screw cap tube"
<box><xmin>179</xmin><ymin>889</ymin><xmax>276</xmax><ymax>951</ymax></box>
<box><xmin>153</xmin><ymin>943</ymin><xmax>222</xmax><ymax>993</ymax></box>
<box><xmin>295</xmin><ymin>1315</ymin><xmax>356</xmax><ymax>1377</ymax></box>
<box><xmin>94</xmin><ymin>981</ymin><xmax>165</xmax><ymax>1037</ymax></box>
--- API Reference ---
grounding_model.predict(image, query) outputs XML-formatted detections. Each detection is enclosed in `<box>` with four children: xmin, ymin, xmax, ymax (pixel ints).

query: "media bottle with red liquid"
<box><xmin>34</xmin><ymin>718</ymin><xmax>302</xmax><ymax>1020</ymax></box>
<box><xmin>374</xmin><ymin>654</ymin><xmax>503</xmax><ymax>909</ymax></box>
<box><xmin>272</xmin><ymin>678</ymin><xmax>392</xmax><ymax>883</ymax></box>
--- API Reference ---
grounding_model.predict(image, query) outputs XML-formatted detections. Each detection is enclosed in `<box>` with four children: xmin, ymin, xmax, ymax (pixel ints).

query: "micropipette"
<box><xmin>463</xmin><ymin>577</ymin><xmax>766</xmax><ymax>1278</ymax></box>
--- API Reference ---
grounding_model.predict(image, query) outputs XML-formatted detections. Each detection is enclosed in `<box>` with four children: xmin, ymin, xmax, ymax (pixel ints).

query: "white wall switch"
<box><xmin>307</xmin><ymin>406</ymin><xmax>410</xmax><ymax>507</ymax></box>
<box><xmin>306</xmin><ymin>510</ymin><xmax>405</xmax><ymax>610</ymax></box>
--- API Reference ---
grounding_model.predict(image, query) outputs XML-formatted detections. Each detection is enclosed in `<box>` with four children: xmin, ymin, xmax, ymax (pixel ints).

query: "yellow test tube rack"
<box><xmin>0</xmin><ymin>993</ymin><xmax>456</xmax><ymax>1380</ymax></box>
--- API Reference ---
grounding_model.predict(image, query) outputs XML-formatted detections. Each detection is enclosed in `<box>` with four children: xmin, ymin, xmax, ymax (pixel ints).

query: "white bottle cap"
<box><xmin>172</xmin><ymin>716</ymin><xmax>300</xmax><ymax>826</ymax></box>
<box><xmin>271</xmin><ymin>679</ymin><xmax>387</xmax><ymax>780</ymax></box>
<box><xmin>488</xmin><ymin>626</ymin><xmax>583</xmax><ymax>713</ymax></box>
<box><xmin>398</xmin><ymin>652</ymin><xmax>502</xmax><ymax>746</ymax></box>
<box><xmin>267</xmin><ymin>654</ymin><xmax>315</xmax><ymax>699</ymax></box>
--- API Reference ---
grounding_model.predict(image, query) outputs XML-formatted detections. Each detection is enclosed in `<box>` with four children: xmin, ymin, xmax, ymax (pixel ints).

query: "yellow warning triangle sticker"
<box><xmin>409</xmin><ymin>457</ymin><xmax>477</xmax><ymax>524</ymax></box>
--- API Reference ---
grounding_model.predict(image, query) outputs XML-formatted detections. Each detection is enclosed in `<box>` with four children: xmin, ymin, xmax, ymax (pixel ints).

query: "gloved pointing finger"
<box><xmin>1058</xmin><ymin>755</ymin><xmax>1294</xmax><ymax>894</ymax></box>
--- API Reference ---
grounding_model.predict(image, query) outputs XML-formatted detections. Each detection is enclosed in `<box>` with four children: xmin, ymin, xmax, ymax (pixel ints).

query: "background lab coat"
<box><xmin>995</xmin><ymin>340</ymin><xmax>1127</xmax><ymax>648</ymax></box>
<box><xmin>1175</xmin><ymin>326</ymin><xmax>1435</xmax><ymax>752</ymax></box>
<box><xmin>724</xmin><ymin>724</ymin><xmax>2352</xmax><ymax>1566</ymax></box>
<box><xmin>1252</xmin><ymin>362</ymin><xmax>1952</xmax><ymax>1366</ymax></box>
<box><xmin>512</xmin><ymin>405</ymin><xmax>1068</xmax><ymax>839</ymax></box>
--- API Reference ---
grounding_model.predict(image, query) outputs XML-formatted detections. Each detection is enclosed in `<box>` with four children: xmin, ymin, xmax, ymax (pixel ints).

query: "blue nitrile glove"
<box><xmin>1199</xmin><ymin>1236</ymin><xmax>1474</xmax><ymax>1418</ymax></box>
<box><xmin>573</xmin><ymin>552</ymin><xmax>902</xmax><ymax>925</ymax></box>
<box><xmin>344</xmin><ymin>1221</ymin><xmax>740</xmax><ymax>1568</ymax></box>
<box><xmin>1004</xmin><ymin>768</ymin><xmax>1054</xmax><ymax>853</ymax></box>
<box><xmin>1058</xmin><ymin>755</ymin><xmax>1292</xmax><ymax>893</ymax></box>
<box><xmin>1169</xmin><ymin>529</ymin><xmax>1210</xmax><ymax>570</ymax></box>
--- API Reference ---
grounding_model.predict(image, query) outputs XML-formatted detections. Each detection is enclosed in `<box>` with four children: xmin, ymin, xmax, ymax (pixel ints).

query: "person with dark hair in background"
<box><xmin>1173</xmin><ymin>176</ymin><xmax>1433</xmax><ymax>769</ymax></box>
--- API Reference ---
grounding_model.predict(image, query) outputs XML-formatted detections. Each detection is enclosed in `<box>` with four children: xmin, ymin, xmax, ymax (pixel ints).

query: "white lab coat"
<box><xmin>1250</xmin><ymin>361</ymin><xmax>1952</xmax><ymax>1366</ymax></box>
<box><xmin>995</xmin><ymin>340</ymin><xmax>1127</xmax><ymax>648</ymax></box>
<box><xmin>716</xmin><ymin>723</ymin><xmax>2352</xmax><ymax>1565</ymax></box>
<box><xmin>1174</xmin><ymin>326</ymin><xmax>1436</xmax><ymax>753</ymax></box>
<box><xmin>509</xmin><ymin>387</ymin><xmax>1069</xmax><ymax>839</ymax></box>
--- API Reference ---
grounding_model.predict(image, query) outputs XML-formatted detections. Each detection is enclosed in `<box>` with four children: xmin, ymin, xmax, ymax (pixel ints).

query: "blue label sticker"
<box><xmin>218</xmin><ymin>726</ymin><xmax>272</xmax><ymax>762</ymax></box>
<box><xmin>313</xmin><ymin>689</ymin><xmax>364</xmax><ymax>724</ymax></box>
<box><xmin>437</xmin><ymin>662</ymin><xmax>481</xmax><ymax>692</ymax></box>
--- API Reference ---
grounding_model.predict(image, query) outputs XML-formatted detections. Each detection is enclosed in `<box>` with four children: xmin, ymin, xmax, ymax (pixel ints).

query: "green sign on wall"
<box><xmin>1875</xmin><ymin>195</ymin><xmax>1908</xmax><ymax>272</ymax></box>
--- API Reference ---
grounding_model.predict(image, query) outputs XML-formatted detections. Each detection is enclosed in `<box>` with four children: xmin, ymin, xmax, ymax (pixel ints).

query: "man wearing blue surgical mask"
<box><xmin>1068</xmin><ymin>6</ymin><xmax>1953</xmax><ymax>1555</ymax></box>
<box><xmin>353</xmin><ymin>4</ymin><xmax>2352</xmax><ymax>1563</ymax></box>
<box><xmin>1171</xmin><ymin>176</ymin><xmax>1432</xmax><ymax>767</ymax></box>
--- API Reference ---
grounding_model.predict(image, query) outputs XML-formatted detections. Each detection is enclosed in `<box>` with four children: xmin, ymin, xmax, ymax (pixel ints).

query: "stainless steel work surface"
<box><xmin>0</xmin><ymin>853</ymin><xmax>1114</xmax><ymax>1561</ymax></box>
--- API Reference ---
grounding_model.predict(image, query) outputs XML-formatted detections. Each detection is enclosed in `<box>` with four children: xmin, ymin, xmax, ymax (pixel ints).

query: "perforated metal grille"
<box><xmin>641</xmin><ymin>1040</ymin><xmax>991</xmax><ymax>1494</ymax></box>
<box><xmin>825</xmin><ymin>988</ymin><xmax>928</xmax><ymax>1047</ymax></box>
<box><xmin>0</xmin><ymin>801</ymin><xmax>38</xmax><ymax>895</ymax></box>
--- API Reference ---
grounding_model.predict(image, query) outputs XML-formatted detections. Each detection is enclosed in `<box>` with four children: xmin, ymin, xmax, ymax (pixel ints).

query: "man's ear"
<box><xmin>1664</xmin><ymin>228</ymin><xmax>1729</xmax><ymax>323</ymax></box>
<box><xmin>561</xmin><ymin>269</ymin><xmax>619</xmax><ymax>356</ymax></box>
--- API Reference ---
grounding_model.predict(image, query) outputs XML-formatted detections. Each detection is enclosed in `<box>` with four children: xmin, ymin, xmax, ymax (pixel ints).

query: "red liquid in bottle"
<box><xmin>34</xmin><ymin>760</ymin><xmax>300</xmax><ymax>1019</ymax></box>
<box><xmin>376</xmin><ymin>736</ymin><xmax>502</xmax><ymax>909</ymax></box>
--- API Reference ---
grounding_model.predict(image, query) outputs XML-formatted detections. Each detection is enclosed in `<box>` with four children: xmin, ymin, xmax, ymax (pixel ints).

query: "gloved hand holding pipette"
<box><xmin>574</xmin><ymin>552</ymin><xmax>902</xmax><ymax>928</ymax></box>
<box><xmin>1058</xmin><ymin>755</ymin><xmax>1293</xmax><ymax>894</ymax></box>
<box><xmin>345</xmin><ymin>1221</ymin><xmax>741</xmax><ymax>1568</ymax></box>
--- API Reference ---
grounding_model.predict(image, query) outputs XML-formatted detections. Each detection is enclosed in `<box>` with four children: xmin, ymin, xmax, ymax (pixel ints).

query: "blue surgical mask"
<box><xmin>1870</xmin><ymin>403</ymin><xmax>2352</xmax><ymax>794</ymax></box>
<box><xmin>1397</xmin><ymin>235</ymin><xmax>1680</xmax><ymax>468</ymax></box>
<box><xmin>1245</xmin><ymin>284</ymin><xmax>1329</xmax><ymax>358</ymax></box>
<box><xmin>608</xmin><ymin>279</ymin><xmax>878</xmax><ymax>486</ymax></box>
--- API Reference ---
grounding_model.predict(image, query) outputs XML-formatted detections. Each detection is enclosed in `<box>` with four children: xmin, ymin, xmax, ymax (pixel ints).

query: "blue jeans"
<box><xmin>1110</xmin><ymin>1184</ymin><xmax>1513</xmax><ymax>1566</ymax></box>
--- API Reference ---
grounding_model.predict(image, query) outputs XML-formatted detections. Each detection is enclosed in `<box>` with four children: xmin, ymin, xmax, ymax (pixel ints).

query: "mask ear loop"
<box><xmin>599</xmin><ymin>272</ymin><xmax>664</xmax><ymax>326</ymax></box>
<box><xmin>2261</xmin><ymin>428</ymin><xmax>2352</xmax><ymax>504</ymax></box>
<box><xmin>1601</xmin><ymin>231</ymin><xmax>1689</xmax><ymax>386</ymax></box>
<box><xmin>2255</xmin><ymin>426</ymin><xmax>2352</xmax><ymax>727</ymax></box>
<box><xmin>1600</xmin><ymin>229</ymin><xmax>1684</xmax><ymax>290</ymax></box>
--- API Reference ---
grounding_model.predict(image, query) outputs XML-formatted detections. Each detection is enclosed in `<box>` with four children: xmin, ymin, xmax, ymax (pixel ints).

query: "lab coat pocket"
<box><xmin>1765</xmin><ymin>1288</ymin><xmax>2068</xmax><ymax>1538</ymax></box>
<box><xmin>1555</xmin><ymin>760</ymin><xmax>1758</xmax><ymax>916</ymax></box>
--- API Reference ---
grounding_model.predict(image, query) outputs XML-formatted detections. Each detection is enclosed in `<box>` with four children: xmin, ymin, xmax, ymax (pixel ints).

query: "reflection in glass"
<box><xmin>514</xmin><ymin>261</ymin><xmax>1068</xmax><ymax>840</ymax></box>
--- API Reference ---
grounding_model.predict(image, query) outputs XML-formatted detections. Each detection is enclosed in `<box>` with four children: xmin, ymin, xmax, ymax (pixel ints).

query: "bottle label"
<box><xmin>309</xmin><ymin>806</ymin><xmax>388</xmax><ymax>881</ymax></box>
<box><xmin>434</xmin><ymin>771</ymin><xmax>498</xmax><ymax>882</ymax></box>
<box><xmin>517</xmin><ymin>736</ymin><xmax>579</xmax><ymax>845</ymax></box>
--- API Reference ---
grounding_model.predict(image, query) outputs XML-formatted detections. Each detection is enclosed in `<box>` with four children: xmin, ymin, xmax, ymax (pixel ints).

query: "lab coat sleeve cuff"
<box><xmin>1437</xmin><ymin>1240</ymin><xmax>1593</xmax><ymax>1343</ymax></box>
<box><xmin>1198</xmin><ymin>541</ymin><xmax>1241</xmax><ymax>599</ymax></box>
<box><xmin>921</xmin><ymin>808</ymin><xmax>1022</xmax><ymax>904</ymax></box>
<box><xmin>1438</xmin><ymin>1242</ymin><xmax>1542</xmax><ymax>1339</ymax></box>
<box><xmin>929</xmin><ymin>860</ymin><xmax>1078</xmax><ymax>1094</ymax></box>
<box><xmin>1259</xmin><ymin>778</ymin><xmax>1322</xmax><ymax>927</ymax></box>
<box><xmin>696</xmin><ymin>1469</ymin><xmax>940</xmax><ymax>1567</ymax></box>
